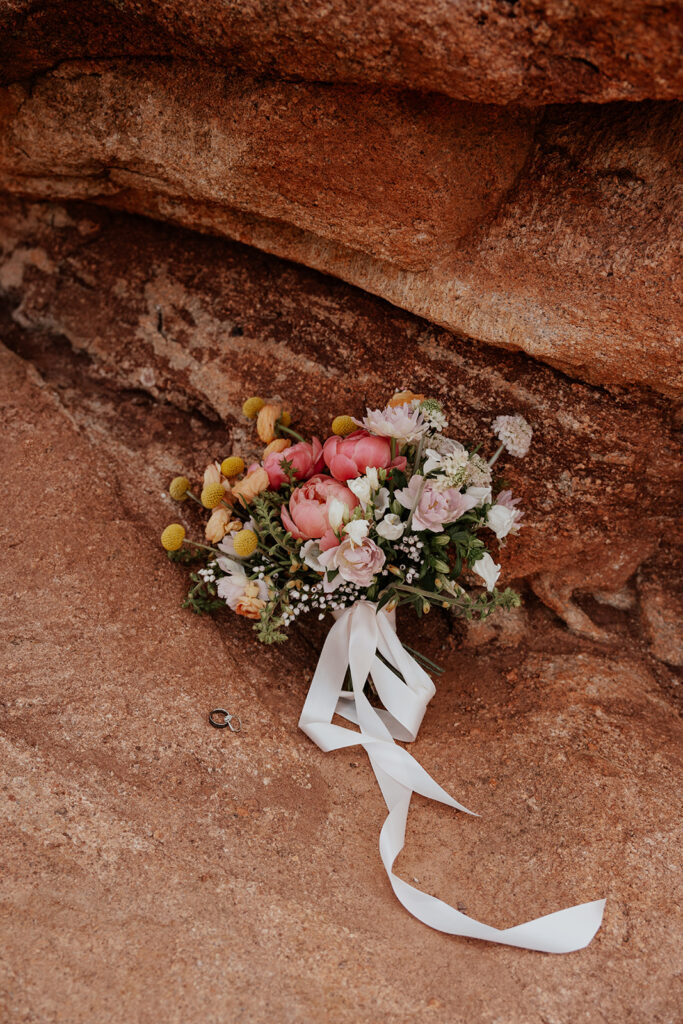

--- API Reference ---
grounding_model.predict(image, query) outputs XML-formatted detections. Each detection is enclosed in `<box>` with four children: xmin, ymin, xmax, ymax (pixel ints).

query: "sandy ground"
<box><xmin>1</xmin><ymin>338</ymin><xmax>681</xmax><ymax>1023</ymax></box>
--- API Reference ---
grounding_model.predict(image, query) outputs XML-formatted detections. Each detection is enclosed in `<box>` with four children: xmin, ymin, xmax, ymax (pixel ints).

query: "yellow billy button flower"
<box><xmin>201</xmin><ymin>482</ymin><xmax>227</xmax><ymax>509</ymax></box>
<box><xmin>331</xmin><ymin>415</ymin><xmax>356</xmax><ymax>436</ymax></box>
<box><xmin>220</xmin><ymin>456</ymin><xmax>245</xmax><ymax>478</ymax></box>
<box><xmin>242</xmin><ymin>397</ymin><xmax>265</xmax><ymax>419</ymax></box>
<box><xmin>280</xmin><ymin>410</ymin><xmax>292</xmax><ymax>427</ymax></box>
<box><xmin>232</xmin><ymin>528</ymin><xmax>258</xmax><ymax>558</ymax></box>
<box><xmin>169</xmin><ymin>476</ymin><xmax>191</xmax><ymax>501</ymax></box>
<box><xmin>161</xmin><ymin>524</ymin><xmax>185</xmax><ymax>551</ymax></box>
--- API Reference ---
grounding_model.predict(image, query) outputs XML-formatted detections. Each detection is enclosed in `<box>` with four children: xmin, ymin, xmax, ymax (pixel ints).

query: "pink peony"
<box><xmin>319</xmin><ymin>536</ymin><xmax>386</xmax><ymax>587</ymax></box>
<box><xmin>281</xmin><ymin>474</ymin><xmax>358</xmax><ymax>551</ymax></box>
<box><xmin>395</xmin><ymin>475</ymin><xmax>478</xmax><ymax>532</ymax></box>
<box><xmin>323</xmin><ymin>429</ymin><xmax>406</xmax><ymax>482</ymax></box>
<box><xmin>263</xmin><ymin>437</ymin><xmax>324</xmax><ymax>489</ymax></box>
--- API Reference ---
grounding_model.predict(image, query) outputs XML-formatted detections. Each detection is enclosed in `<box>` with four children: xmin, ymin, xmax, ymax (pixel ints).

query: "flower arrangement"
<box><xmin>161</xmin><ymin>391</ymin><xmax>529</xmax><ymax>654</ymax></box>
<box><xmin>159</xmin><ymin>392</ymin><xmax>607</xmax><ymax>953</ymax></box>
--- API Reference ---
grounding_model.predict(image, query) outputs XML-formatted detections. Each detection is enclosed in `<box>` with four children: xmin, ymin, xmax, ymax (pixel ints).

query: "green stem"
<box><xmin>185</xmin><ymin>491</ymin><xmax>203</xmax><ymax>506</ymax></box>
<box><xmin>402</xmin><ymin>643</ymin><xmax>444</xmax><ymax>674</ymax></box>
<box><xmin>405</xmin><ymin>477</ymin><xmax>426</xmax><ymax>532</ymax></box>
<box><xmin>277</xmin><ymin>423</ymin><xmax>306</xmax><ymax>443</ymax></box>
<box><xmin>183</xmin><ymin>539</ymin><xmax>220</xmax><ymax>555</ymax></box>
<box><xmin>488</xmin><ymin>442</ymin><xmax>505</xmax><ymax>468</ymax></box>
<box><xmin>411</xmin><ymin>434</ymin><xmax>426</xmax><ymax>476</ymax></box>
<box><xmin>394</xmin><ymin>582</ymin><xmax>465</xmax><ymax>607</ymax></box>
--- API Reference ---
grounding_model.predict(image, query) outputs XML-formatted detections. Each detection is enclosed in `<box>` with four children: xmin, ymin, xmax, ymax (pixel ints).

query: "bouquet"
<box><xmin>160</xmin><ymin>391</ymin><xmax>605</xmax><ymax>953</ymax></box>
<box><xmin>161</xmin><ymin>390</ymin><xmax>528</xmax><ymax>653</ymax></box>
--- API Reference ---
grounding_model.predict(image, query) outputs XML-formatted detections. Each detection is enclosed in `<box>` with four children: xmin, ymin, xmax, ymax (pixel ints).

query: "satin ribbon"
<box><xmin>298</xmin><ymin>601</ymin><xmax>605</xmax><ymax>953</ymax></box>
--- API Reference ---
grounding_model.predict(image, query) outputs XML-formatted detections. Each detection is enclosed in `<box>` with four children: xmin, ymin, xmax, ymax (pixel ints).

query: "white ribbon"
<box><xmin>299</xmin><ymin>601</ymin><xmax>605</xmax><ymax>953</ymax></box>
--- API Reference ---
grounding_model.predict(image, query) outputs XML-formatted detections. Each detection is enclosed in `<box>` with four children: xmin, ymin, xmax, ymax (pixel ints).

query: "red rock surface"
<box><xmin>2</xmin><ymin>0</ymin><xmax>681</xmax><ymax>105</ymax></box>
<box><xmin>0</xmin><ymin>195</ymin><xmax>679</xmax><ymax>633</ymax></box>
<box><xmin>1</xmin><ymin>338</ymin><xmax>682</xmax><ymax>1023</ymax></box>
<box><xmin>1</xmin><ymin>5</ymin><xmax>681</xmax><ymax>1016</ymax></box>
<box><xmin>0</xmin><ymin>66</ymin><xmax>680</xmax><ymax>392</ymax></box>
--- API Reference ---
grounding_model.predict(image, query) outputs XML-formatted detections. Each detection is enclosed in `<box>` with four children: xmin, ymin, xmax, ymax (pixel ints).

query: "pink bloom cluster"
<box><xmin>323</xmin><ymin>430</ymin><xmax>405</xmax><ymax>482</ymax></box>
<box><xmin>263</xmin><ymin>438</ymin><xmax>324</xmax><ymax>489</ymax></box>
<box><xmin>281</xmin><ymin>475</ymin><xmax>358</xmax><ymax>551</ymax></box>
<box><xmin>395</xmin><ymin>476</ymin><xmax>478</xmax><ymax>532</ymax></box>
<box><xmin>273</xmin><ymin>430</ymin><xmax>405</xmax><ymax>556</ymax></box>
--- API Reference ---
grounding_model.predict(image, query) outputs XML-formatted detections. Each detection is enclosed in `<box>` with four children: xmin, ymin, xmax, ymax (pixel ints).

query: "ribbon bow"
<box><xmin>299</xmin><ymin>601</ymin><xmax>605</xmax><ymax>953</ymax></box>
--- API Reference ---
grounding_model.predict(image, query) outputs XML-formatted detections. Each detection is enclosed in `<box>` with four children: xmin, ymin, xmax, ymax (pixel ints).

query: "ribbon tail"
<box><xmin>299</xmin><ymin>601</ymin><xmax>605</xmax><ymax>953</ymax></box>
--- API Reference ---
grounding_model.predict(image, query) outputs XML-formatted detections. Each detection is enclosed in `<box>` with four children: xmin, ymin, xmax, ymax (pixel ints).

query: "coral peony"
<box><xmin>281</xmin><ymin>474</ymin><xmax>358</xmax><ymax>550</ymax></box>
<box><xmin>263</xmin><ymin>437</ymin><xmax>324</xmax><ymax>489</ymax></box>
<box><xmin>323</xmin><ymin>430</ymin><xmax>405</xmax><ymax>482</ymax></box>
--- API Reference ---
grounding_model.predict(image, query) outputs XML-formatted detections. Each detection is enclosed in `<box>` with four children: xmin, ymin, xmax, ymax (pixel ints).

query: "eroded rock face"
<box><xmin>1</xmin><ymin>195</ymin><xmax>679</xmax><ymax>626</ymax></box>
<box><xmin>2</xmin><ymin>0</ymin><xmax>682</xmax><ymax>105</ymax></box>
<box><xmin>2</xmin><ymin>338</ymin><xmax>682</xmax><ymax>1024</ymax></box>
<box><xmin>0</xmin><ymin>63</ymin><xmax>680</xmax><ymax>393</ymax></box>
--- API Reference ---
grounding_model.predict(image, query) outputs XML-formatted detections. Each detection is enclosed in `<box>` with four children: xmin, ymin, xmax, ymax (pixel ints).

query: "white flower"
<box><xmin>465</xmin><ymin>485</ymin><xmax>492</xmax><ymax>508</ymax></box>
<box><xmin>414</xmin><ymin>398</ymin><xmax>448</xmax><ymax>432</ymax></box>
<box><xmin>427</xmin><ymin>435</ymin><xmax>466</xmax><ymax>457</ymax></box>
<box><xmin>492</xmin><ymin>414</ymin><xmax>533</xmax><ymax>458</ymax></box>
<box><xmin>359</xmin><ymin>404</ymin><xmax>429</xmax><ymax>444</ymax></box>
<box><xmin>472</xmin><ymin>552</ymin><xmax>501</xmax><ymax>592</ymax></box>
<box><xmin>485</xmin><ymin>501</ymin><xmax>518</xmax><ymax>540</ymax></box>
<box><xmin>465</xmin><ymin>454</ymin><xmax>492</xmax><ymax>488</ymax></box>
<box><xmin>300</xmin><ymin>540</ymin><xmax>326</xmax><ymax>572</ymax></box>
<box><xmin>373</xmin><ymin>487</ymin><xmax>390</xmax><ymax>518</ymax></box>
<box><xmin>486</xmin><ymin>504</ymin><xmax>518</xmax><ymax>540</ymax></box>
<box><xmin>365</xmin><ymin>467</ymin><xmax>380</xmax><ymax>490</ymax></box>
<box><xmin>347</xmin><ymin>475</ymin><xmax>372</xmax><ymax>508</ymax></box>
<box><xmin>328</xmin><ymin>497</ymin><xmax>350</xmax><ymax>531</ymax></box>
<box><xmin>344</xmin><ymin>518</ymin><xmax>370</xmax><ymax>545</ymax></box>
<box><xmin>376</xmin><ymin>513</ymin><xmax>405</xmax><ymax>540</ymax></box>
<box><xmin>216</xmin><ymin>562</ymin><xmax>268</xmax><ymax>610</ymax></box>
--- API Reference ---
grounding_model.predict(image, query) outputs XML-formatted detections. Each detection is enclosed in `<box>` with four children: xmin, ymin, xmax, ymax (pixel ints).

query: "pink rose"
<box><xmin>395</xmin><ymin>475</ymin><xmax>478</xmax><ymax>532</ymax></box>
<box><xmin>323</xmin><ymin>429</ymin><xmax>407</xmax><ymax>482</ymax></box>
<box><xmin>319</xmin><ymin>536</ymin><xmax>386</xmax><ymax>587</ymax></box>
<box><xmin>281</xmin><ymin>474</ymin><xmax>359</xmax><ymax>551</ymax></box>
<box><xmin>263</xmin><ymin>438</ymin><xmax>324</xmax><ymax>489</ymax></box>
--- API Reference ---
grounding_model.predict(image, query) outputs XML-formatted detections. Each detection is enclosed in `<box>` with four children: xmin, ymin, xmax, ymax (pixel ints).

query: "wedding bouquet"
<box><xmin>161</xmin><ymin>390</ymin><xmax>527</xmax><ymax>653</ymax></box>
<box><xmin>160</xmin><ymin>391</ymin><xmax>605</xmax><ymax>953</ymax></box>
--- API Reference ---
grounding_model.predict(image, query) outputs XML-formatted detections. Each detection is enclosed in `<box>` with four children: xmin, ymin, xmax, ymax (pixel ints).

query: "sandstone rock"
<box><xmin>0</xmin><ymin>196</ymin><xmax>679</xmax><ymax>617</ymax></box>
<box><xmin>1</xmin><ymin>339</ymin><xmax>682</xmax><ymax>1023</ymax></box>
<box><xmin>1</xmin><ymin>0</ymin><xmax>682</xmax><ymax>105</ymax></box>
<box><xmin>637</xmin><ymin>546</ymin><xmax>683</xmax><ymax>667</ymax></box>
<box><xmin>0</xmin><ymin>66</ymin><xmax>680</xmax><ymax>393</ymax></box>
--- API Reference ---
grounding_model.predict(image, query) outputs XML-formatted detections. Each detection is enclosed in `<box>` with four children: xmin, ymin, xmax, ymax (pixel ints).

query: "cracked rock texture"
<box><xmin>0</xmin><ymin>4</ymin><xmax>682</xmax><ymax>1019</ymax></box>
<box><xmin>0</xmin><ymin>62</ymin><xmax>680</xmax><ymax>392</ymax></box>
<box><xmin>1</xmin><ymin>338</ymin><xmax>682</xmax><ymax>1024</ymax></box>
<box><xmin>2</xmin><ymin>0</ymin><xmax>682</xmax><ymax>104</ymax></box>
<box><xmin>0</xmin><ymin>195</ymin><xmax>680</xmax><ymax>632</ymax></box>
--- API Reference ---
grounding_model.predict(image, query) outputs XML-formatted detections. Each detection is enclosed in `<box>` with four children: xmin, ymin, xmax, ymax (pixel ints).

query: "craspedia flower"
<box><xmin>242</xmin><ymin>396</ymin><xmax>265</xmax><ymax>419</ymax></box>
<box><xmin>161</xmin><ymin>524</ymin><xmax>185</xmax><ymax>551</ymax></box>
<box><xmin>232</xmin><ymin>528</ymin><xmax>258</xmax><ymax>558</ymax></box>
<box><xmin>280</xmin><ymin>410</ymin><xmax>292</xmax><ymax>427</ymax></box>
<box><xmin>201</xmin><ymin>482</ymin><xmax>227</xmax><ymax>508</ymax></box>
<box><xmin>220</xmin><ymin>456</ymin><xmax>245</xmax><ymax>478</ymax></box>
<box><xmin>331</xmin><ymin>415</ymin><xmax>356</xmax><ymax>437</ymax></box>
<box><xmin>169</xmin><ymin>476</ymin><xmax>191</xmax><ymax>501</ymax></box>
